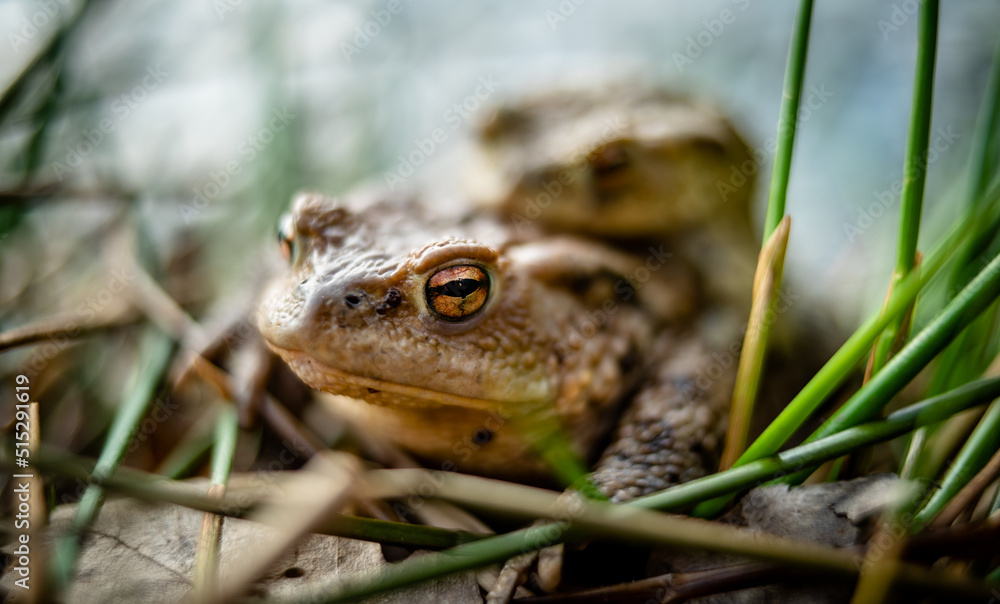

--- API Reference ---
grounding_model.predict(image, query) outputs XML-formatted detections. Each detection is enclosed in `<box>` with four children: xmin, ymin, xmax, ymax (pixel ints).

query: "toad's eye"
<box><xmin>277</xmin><ymin>214</ymin><xmax>295</xmax><ymax>261</ymax></box>
<box><xmin>426</xmin><ymin>265</ymin><xmax>489</xmax><ymax>321</ymax></box>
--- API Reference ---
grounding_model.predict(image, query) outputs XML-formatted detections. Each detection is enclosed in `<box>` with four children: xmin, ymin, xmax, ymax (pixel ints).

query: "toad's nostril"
<box><xmin>344</xmin><ymin>294</ymin><xmax>362</xmax><ymax>308</ymax></box>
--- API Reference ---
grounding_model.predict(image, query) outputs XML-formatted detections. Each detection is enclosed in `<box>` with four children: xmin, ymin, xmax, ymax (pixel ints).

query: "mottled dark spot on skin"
<box><xmin>314</xmin><ymin>298</ymin><xmax>337</xmax><ymax>330</ymax></box>
<box><xmin>473</xmin><ymin>428</ymin><xmax>493</xmax><ymax>445</ymax></box>
<box><xmin>375</xmin><ymin>288</ymin><xmax>402</xmax><ymax>316</ymax></box>
<box><xmin>650</xmin><ymin>430</ymin><xmax>673</xmax><ymax>450</ymax></box>
<box><xmin>618</xmin><ymin>344</ymin><xmax>641</xmax><ymax>375</ymax></box>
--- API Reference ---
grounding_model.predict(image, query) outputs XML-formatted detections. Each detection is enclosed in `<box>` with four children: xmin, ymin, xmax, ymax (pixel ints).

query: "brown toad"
<box><xmin>258</xmin><ymin>190</ymin><xmax>732</xmax><ymax>500</ymax></box>
<box><xmin>468</xmin><ymin>86</ymin><xmax>758</xmax><ymax>311</ymax></box>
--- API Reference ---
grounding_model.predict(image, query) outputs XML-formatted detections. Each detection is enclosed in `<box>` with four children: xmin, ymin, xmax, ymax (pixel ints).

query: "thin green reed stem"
<box><xmin>871</xmin><ymin>0</ymin><xmax>939</xmax><ymax>375</ymax></box>
<box><xmin>762</xmin><ymin>0</ymin><xmax>814</xmax><ymax>241</ymax></box>
<box><xmin>722</xmin><ymin>0</ymin><xmax>812</xmax><ymax>471</ymax></box>
<box><xmin>293</xmin><ymin>380</ymin><xmax>1000</xmax><ymax>604</ymax></box>
<box><xmin>693</xmin><ymin>197</ymin><xmax>994</xmax><ymax>517</ymax></box>
<box><xmin>158</xmin><ymin>421</ymin><xmax>215</xmax><ymax>479</ymax></box>
<box><xmin>7</xmin><ymin>444</ymin><xmax>487</xmax><ymax>550</ymax></box>
<box><xmin>777</xmin><ymin>251</ymin><xmax>1000</xmax><ymax>486</ymax></box>
<box><xmin>913</xmin><ymin>396</ymin><xmax>1000</xmax><ymax>530</ymax></box>
<box><xmin>210</xmin><ymin>406</ymin><xmax>239</xmax><ymax>487</ymax></box>
<box><xmin>636</xmin><ymin>377</ymin><xmax>1000</xmax><ymax>511</ymax></box>
<box><xmin>895</xmin><ymin>0</ymin><xmax>938</xmax><ymax>277</ymax></box>
<box><xmin>906</xmin><ymin>30</ymin><xmax>1000</xmax><ymax>478</ymax></box>
<box><xmin>965</xmin><ymin>32</ymin><xmax>1000</xmax><ymax>207</ymax></box>
<box><xmin>925</xmin><ymin>33</ymin><xmax>1000</xmax><ymax>394</ymax></box>
<box><xmin>194</xmin><ymin>406</ymin><xmax>240</xmax><ymax>601</ymax></box>
<box><xmin>51</xmin><ymin>329</ymin><xmax>173</xmax><ymax>589</ymax></box>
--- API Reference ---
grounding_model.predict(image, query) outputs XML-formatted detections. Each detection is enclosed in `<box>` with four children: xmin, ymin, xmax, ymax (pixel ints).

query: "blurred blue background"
<box><xmin>2</xmin><ymin>0</ymin><xmax>998</xmax><ymax>327</ymax></box>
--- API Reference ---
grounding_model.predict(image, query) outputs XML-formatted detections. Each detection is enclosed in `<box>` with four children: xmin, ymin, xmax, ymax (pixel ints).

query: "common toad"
<box><xmin>259</xmin><ymin>189</ymin><xmax>733</xmax><ymax>501</ymax></box>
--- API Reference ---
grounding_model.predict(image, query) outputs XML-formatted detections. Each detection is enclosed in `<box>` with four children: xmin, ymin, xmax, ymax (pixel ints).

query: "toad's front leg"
<box><xmin>591</xmin><ymin>330</ymin><xmax>733</xmax><ymax>503</ymax></box>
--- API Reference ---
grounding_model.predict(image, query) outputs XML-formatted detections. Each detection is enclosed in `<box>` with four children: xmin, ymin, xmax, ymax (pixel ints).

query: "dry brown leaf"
<box><xmin>2</xmin><ymin>498</ymin><xmax>480</xmax><ymax>604</ymax></box>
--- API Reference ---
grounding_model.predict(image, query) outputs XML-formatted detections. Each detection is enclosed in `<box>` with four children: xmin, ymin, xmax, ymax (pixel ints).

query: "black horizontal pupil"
<box><xmin>433</xmin><ymin>278</ymin><xmax>482</xmax><ymax>298</ymax></box>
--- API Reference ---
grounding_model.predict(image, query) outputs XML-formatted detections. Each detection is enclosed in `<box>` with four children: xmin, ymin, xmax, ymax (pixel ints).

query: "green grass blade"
<box><xmin>992</xmin><ymin>475</ymin><xmax>1000</xmax><ymax>515</ymax></box>
<box><xmin>13</xmin><ymin>443</ymin><xmax>487</xmax><ymax>550</ymax></box>
<box><xmin>210</xmin><ymin>406</ymin><xmax>239</xmax><ymax>487</ymax></box>
<box><xmin>51</xmin><ymin>329</ymin><xmax>174</xmax><ymax>588</ymax></box>
<box><xmin>894</xmin><ymin>0</ymin><xmax>938</xmax><ymax>278</ymax></box>
<box><xmin>157</xmin><ymin>419</ymin><xmax>216</xmax><ymax>479</ymax></box>
<box><xmin>871</xmin><ymin>0</ymin><xmax>938</xmax><ymax>376</ymax></box>
<box><xmin>0</xmin><ymin>1</ymin><xmax>92</xmax><ymax>129</ymax></box>
<box><xmin>912</xmin><ymin>396</ymin><xmax>1000</xmax><ymax>530</ymax></box>
<box><xmin>762</xmin><ymin>0</ymin><xmax>814</xmax><ymax>240</ymax></box>
<box><xmin>803</xmin><ymin>251</ymin><xmax>1000</xmax><ymax>447</ymax></box>
<box><xmin>194</xmin><ymin>405</ymin><xmax>240</xmax><ymax>601</ymax></box>
<box><xmin>965</xmin><ymin>32</ymin><xmax>1000</xmax><ymax>206</ymax></box>
<box><xmin>903</xmin><ymin>33</ymin><xmax>1000</xmax><ymax>480</ymax></box>
<box><xmin>773</xmin><ymin>250</ymin><xmax>1000</xmax><ymax>486</ymax></box>
<box><xmin>691</xmin><ymin>199</ymin><xmax>986</xmax><ymax>517</ymax></box>
<box><xmin>720</xmin><ymin>0</ymin><xmax>811</xmax><ymax>476</ymax></box>
<box><xmin>295</xmin><ymin>378</ymin><xmax>1000</xmax><ymax>603</ymax></box>
<box><xmin>721</xmin><ymin>217</ymin><xmax>790</xmax><ymax>469</ymax></box>
<box><xmin>515</xmin><ymin>412</ymin><xmax>605</xmax><ymax>499</ymax></box>
<box><xmin>748</xmin><ymin>202</ymin><xmax>981</xmax><ymax>455</ymax></box>
<box><xmin>636</xmin><ymin>377</ymin><xmax>1000</xmax><ymax>512</ymax></box>
<box><xmin>924</xmin><ymin>34</ymin><xmax>1000</xmax><ymax>396</ymax></box>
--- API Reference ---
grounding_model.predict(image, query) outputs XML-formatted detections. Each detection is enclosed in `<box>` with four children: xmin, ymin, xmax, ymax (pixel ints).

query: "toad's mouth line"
<box><xmin>267</xmin><ymin>343</ymin><xmax>548</xmax><ymax>412</ymax></box>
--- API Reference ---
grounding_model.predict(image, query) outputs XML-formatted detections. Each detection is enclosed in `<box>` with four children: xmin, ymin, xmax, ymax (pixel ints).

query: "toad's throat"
<box><xmin>267</xmin><ymin>343</ymin><xmax>548</xmax><ymax>412</ymax></box>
